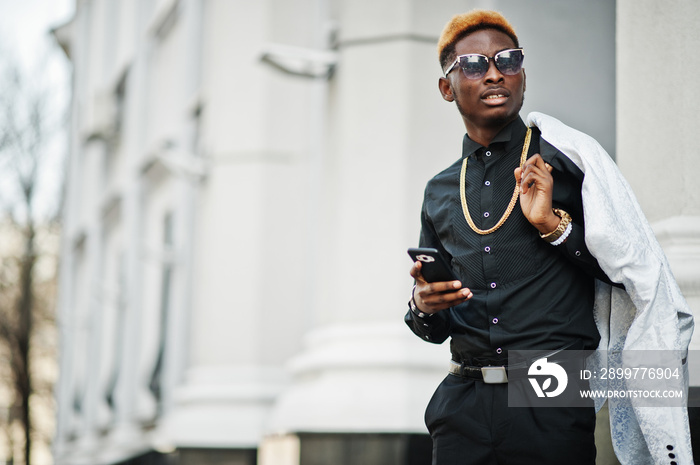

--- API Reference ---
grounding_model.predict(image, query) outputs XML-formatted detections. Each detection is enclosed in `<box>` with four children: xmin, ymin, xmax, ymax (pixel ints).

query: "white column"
<box><xmin>264</xmin><ymin>0</ymin><xmax>462</xmax><ymax>435</ymax></box>
<box><xmin>616</xmin><ymin>0</ymin><xmax>700</xmax><ymax>358</ymax></box>
<box><xmin>155</xmin><ymin>0</ymin><xmax>315</xmax><ymax>448</ymax></box>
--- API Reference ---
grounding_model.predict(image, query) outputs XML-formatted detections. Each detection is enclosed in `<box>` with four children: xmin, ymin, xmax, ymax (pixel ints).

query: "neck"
<box><xmin>464</xmin><ymin>127</ymin><xmax>500</xmax><ymax>147</ymax></box>
<box><xmin>464</xmin><ymin>117</ymin><xmax>517</xmax><ymax>147</ymax></box>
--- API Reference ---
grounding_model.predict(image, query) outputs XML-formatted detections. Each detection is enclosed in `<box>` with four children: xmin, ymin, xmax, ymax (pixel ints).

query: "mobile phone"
<box><xmin>407</xmin><ymin>247</ymin><xmax>458</xmax><ymax>283</ymax></box>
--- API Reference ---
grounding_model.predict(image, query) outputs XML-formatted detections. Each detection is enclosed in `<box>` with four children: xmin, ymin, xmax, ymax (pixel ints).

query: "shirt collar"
<box><xmin>461</xmin><ymin>117</ymin><xmax>528</xmax><ymax>160</ymax></box>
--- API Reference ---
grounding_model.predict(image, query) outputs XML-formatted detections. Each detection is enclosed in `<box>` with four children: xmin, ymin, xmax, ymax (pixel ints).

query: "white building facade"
<box><xmin>52</xmin><ymin>0</ymin><xmax>699</xmax><ymax>464</ymax></box>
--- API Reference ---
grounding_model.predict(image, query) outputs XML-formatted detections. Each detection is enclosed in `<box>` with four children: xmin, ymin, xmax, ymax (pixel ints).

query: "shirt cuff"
<box><xmin>409</xmin><ymin>285</ymin><xmax>433</xmax><ymax>319</ymax></box>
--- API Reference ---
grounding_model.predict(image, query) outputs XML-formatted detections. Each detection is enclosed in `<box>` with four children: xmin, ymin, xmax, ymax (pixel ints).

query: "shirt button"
<box><xmin>485</xmin><ymin>151</ymin><xmax>492</xmax><ymax>157</ymax></box>
<box><xmin>492</xmin><ymin>318</ymin><xmax>499</xmax><ymax>324</ymax></box>
<box><xmin>575</xmin><ymin>251</ymin><xmax>582</xmax><ymax>257</ymax></box>
<box><xmin>496</xmin><ymin>348</ymin><xmax>503</xmax><ymax>354</ymax></box>
<box><xmin>484</xmin><ymin>246</ymin><xmax>491</xmax><ymax>253</ymax></box>
<box><xmin>484</xmin><ymin>212</ymin><xmax>490</xmax><ymax>218</ymax></box>
<box><xmin>490</xmin><ymin>282</ymin><xmax>497</xmax><ymax>289</ymax></box>
<box><xmin>484</xmin><ymin>180</ymin><xmax>491</xmax><ymax>186</ymax></box>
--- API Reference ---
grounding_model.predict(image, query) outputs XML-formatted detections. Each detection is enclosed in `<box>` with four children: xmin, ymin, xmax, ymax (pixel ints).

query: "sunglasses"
<box><xmin>444</xmin><ymin>48</ymin><xmax>524</xmax><ymax>79</ymax></box>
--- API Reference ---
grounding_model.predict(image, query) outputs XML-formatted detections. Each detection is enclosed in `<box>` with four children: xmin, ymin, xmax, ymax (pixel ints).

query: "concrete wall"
<box><xmin>496</xmin><ymin>0</ymin><xmax>616</xmax><ymax>156</ymax></box>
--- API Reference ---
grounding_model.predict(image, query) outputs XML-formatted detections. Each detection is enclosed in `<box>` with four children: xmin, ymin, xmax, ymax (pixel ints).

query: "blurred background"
<box><xmin>0</xmin><ymin>0</ymin><xmax>698</xmax><ymax>464</ymax></box>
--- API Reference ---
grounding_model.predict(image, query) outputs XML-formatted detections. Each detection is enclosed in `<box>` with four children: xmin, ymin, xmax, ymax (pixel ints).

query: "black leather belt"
<box><xmin>448</xmin><ymin>342</ymin><xmax>583</xmax><ymax>384</ymax></box>
<box><xmin>448</xmin><ymin>360</ymin><xmax>528</xmax><ymax>383</ymax></box>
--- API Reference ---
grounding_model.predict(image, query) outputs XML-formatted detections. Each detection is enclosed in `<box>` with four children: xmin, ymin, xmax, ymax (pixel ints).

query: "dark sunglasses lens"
<box><xmin>495</xmin><ymin>50</ymin><xmax>524</xmax><ymax>75</ymax></box>
<box><xmin>459</xmin><ymin>55</ymin><xmax>489</xmax><ymax>79</ymax></box>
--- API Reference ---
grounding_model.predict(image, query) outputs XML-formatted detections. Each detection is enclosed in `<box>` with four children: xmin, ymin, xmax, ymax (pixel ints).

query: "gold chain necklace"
<box><xmin>459</xmin><ymin>128</ymin><xmax>532</xmax><ymax>235</ymax></box>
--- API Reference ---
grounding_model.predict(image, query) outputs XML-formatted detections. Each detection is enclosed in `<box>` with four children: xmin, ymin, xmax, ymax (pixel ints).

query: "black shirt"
<box><xmin>405</xmin><ymin>117</ymin><xmax>614</xmax><ymax>364</ymax></box>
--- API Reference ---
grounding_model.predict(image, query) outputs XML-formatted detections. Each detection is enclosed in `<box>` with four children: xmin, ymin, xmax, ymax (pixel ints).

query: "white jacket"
<box><xmin>527</xmin><ymin>112</ymin><xmax>695</xmax><ymax>465</ymax></box>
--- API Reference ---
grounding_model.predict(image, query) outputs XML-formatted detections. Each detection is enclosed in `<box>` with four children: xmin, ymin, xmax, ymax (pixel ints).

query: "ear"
<box><xmin>438</xmin><ymin>77</ymin><xmax>454</xmax><ymax>102</ymax></box>
<box><xmin>522</xmin><ymin>69</ymin><xmax>526</xmax><ymax>93</ymax></box>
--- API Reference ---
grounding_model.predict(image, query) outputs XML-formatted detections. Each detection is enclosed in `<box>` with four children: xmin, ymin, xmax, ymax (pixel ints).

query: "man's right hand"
<box><xmin>410</xmin><ymin>261</ymin><xmax>473</xmax><ymax>314</ymax></box>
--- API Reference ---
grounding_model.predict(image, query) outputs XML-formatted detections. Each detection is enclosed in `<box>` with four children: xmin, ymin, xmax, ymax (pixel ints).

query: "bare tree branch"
<box><xmin>0</xmin><ymin>50</ymin><xmax>63</xmax><ymax>465</ymax></box>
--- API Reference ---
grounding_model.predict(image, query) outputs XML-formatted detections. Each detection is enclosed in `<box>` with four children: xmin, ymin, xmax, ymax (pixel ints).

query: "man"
<box><xmin>405</xmin><ymin>10</ymin><xmax>693</xmax><ymax>465</ymax></box>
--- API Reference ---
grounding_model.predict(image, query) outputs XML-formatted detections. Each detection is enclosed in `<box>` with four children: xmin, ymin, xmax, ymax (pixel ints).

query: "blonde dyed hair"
<box><xmin>437</xmin><ymin>10</ymin><xmax>519</xmax><ymax>68</ymax></box>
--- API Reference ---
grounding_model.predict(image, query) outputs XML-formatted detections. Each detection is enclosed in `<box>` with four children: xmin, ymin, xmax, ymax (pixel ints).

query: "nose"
<box><xmin>483</xmin><ymin>58</ymin><xmax>504</xmax><ymax>83</ymax></box>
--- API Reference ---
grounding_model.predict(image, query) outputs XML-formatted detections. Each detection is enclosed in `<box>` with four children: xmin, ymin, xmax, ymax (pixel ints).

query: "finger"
<box><xmin>520</xmin><ymin>158</ymin><xmax>553</xmax><ymax>193</ymax></box>
<box><xmin>420</xmin><ymin>281</ymin><xmax>467</xmax><ymax>299</ymax></box>
<box><xmin>416</xmin><ymin>279</ymin><xmax>463</xmax><ymax>302</ymax></box>
<box><xmin>532</xmin><ymin>156</ymin><xmax>553</xmax><ymax>176</ymax></box>
<box><xmin>426</xmin><ymin>279</ymin><xmax>463</xmax><ymax>293</ymax></box>
<box><xmin>409</xmin><ymin>260</ymin><xmax>426</xmax><ymax>282</ymax></box>
<box><xmin>521</xmin><ymin>158</ymin><xmax>544</xmax><ymax>182</ymax></box>
<box><xmin>523</xmin><ymin>153</ymin><xmax>546</xmax><ymax>169</ymax></box>
<box><xmin>522</xmin><ymin>160</ymin><xmax>549</xmax><ymax>178</ymax></box>
<box><xmin>522</xmin><ymin>155</ymin><xmax>550</xmax><ymax>183</ymax></box>
<box><xmin>520</xmin><ymin>170</ymin><xmax>551</xmax><ymax>194</ymax></box>
<box><xmin>421</xmin><ymin>287</ymin><xmax>473</xmax><ymax>308</ymax></box>
<box><xmin>521</xmin><ymin>167</ymin><xmax>549</xmax><ymax>183</ymax></box>
<box><xmin>415</xmin><ymin>279</ymin><xmax>464</xmax><ymax>302</ymax></box>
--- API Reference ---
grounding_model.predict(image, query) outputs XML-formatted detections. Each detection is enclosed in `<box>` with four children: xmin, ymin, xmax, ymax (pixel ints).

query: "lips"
<box><xmin>481</xmin><ymin>88</ymin><xmax>510</xmax><ymax>105</ymax></box>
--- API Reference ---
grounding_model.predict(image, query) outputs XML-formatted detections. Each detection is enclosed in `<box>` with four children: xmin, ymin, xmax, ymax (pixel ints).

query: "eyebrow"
<box><xmin>458</xmin><ymin>47</ymin><xmax>517</xmax><ymax>57</ymax></box>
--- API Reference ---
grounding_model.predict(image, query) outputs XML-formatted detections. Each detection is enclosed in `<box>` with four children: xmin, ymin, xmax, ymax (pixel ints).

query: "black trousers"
<box><xmin>425</xmin><ymin>374</ymin><xmax>596</xmax><ymax>465</ymax></box>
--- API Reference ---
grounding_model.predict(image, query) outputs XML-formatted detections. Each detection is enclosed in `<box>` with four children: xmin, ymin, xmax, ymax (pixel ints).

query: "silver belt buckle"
<box><xmin>481</xmin><ymin>366</ymin><xmax>508</xmax><ymax>384</ymax></box>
